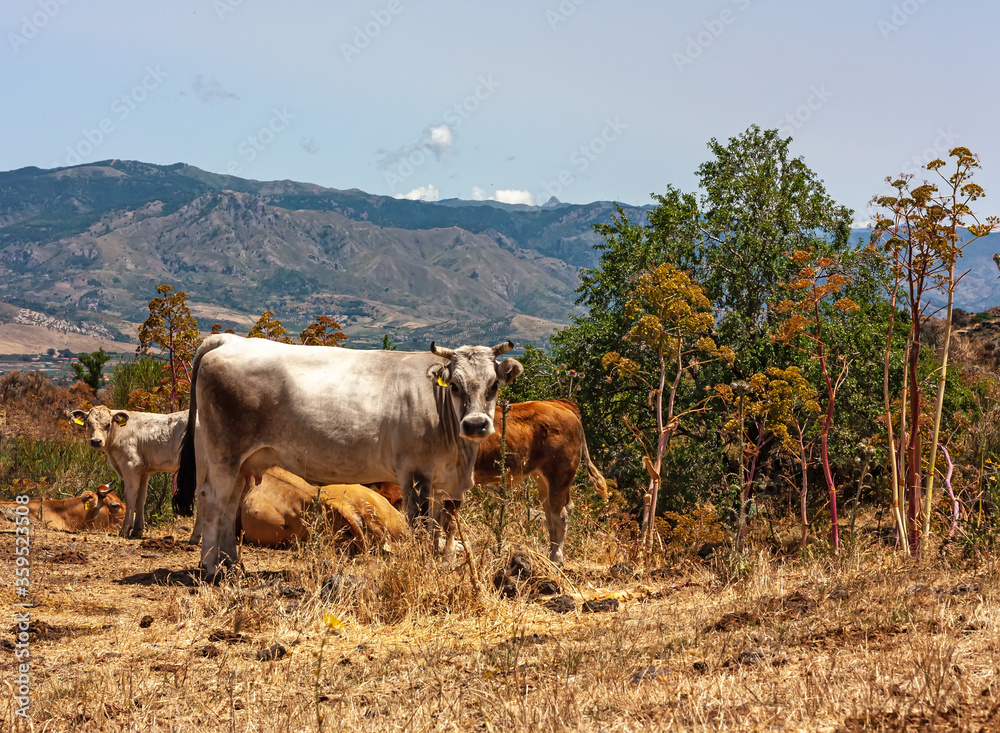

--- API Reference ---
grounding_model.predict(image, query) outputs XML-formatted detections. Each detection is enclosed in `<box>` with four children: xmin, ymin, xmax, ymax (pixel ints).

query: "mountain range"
<box><xmin>0</xmin><ymin>160</ymin><xmax>997</xmax><ymax>353</ymax></box>
<box><xmin>0</xmin><ymin>160</ymin><xmax>652</xmax><ymax>350</ymax></box>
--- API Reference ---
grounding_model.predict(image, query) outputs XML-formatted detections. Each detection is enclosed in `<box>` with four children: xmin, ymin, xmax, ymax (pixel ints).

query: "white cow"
<box><xmin>70</xmin><ymin>405</ymin><xmax>187</xmax><ymax>538</ymax></box>
<box><xmin>175</xmin><ymin>334</ymin><xmax>522</xmax><ymax>576</ymax></box>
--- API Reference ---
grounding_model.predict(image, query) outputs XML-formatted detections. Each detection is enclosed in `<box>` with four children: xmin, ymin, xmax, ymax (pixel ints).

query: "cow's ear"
<box><xmin>427</xmin><ymin>363</ymin><xmax>451</xmax><ymax>387</ymax></box>
<box><xmin>70</xmin><ymin>409</ymin><xmax>87</xmax><ymax>426</ymax></box>
<box><xmin>112</xmin><ymin>411</ymin><xmax>129</xmax><ymax>427</ymax></box>
<box><xmin>497</xmin><ymin>358</ymin><xmax>523</xmax><ymax>384</ymax></box>
<box><xmin>97</xmin><ymin>484</ymin><xmax>115</xmax><ymax>498</ymax></box>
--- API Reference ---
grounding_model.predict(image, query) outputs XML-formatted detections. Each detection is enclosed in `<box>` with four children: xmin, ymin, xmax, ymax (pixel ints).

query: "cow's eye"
<box><xmin>487</xmin><ymin>382</ymin><xmax>498</xmax><ymax>397</ymax></box>
<box><xmin>450</xmin><ymin>383</ymin><xmax>459</xmax><ymax>393</ymax></box>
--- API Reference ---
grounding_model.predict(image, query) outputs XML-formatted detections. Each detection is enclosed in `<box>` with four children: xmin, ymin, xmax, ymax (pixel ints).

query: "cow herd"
<box><xmin>32</xmin><ymin>335</ymin><xmax>607</xmax><ymax>578</ymax></box>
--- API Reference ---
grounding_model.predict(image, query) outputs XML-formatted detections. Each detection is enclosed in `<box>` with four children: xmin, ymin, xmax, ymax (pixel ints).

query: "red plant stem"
<box><xmin>814</xmin><ymin>301</ymin><xmax>839</xmax><ymax>553</ymax></box>
<box><xmin>798</xmin><ymin>426</ymin><xmax>808</xmax><ymax>548</ymax></box>
<box><xmin>905</xmin><ymin>299</ymin><xmax>923</xmax><ymax>557</ymax></box>
<box><xmin>737</xmin><ymin>416</ymin><xmax>767</xmax><ymax>545</ymax></box>
<box><xmin>939</xmin><ymin>443</ymin><xmax>958</xmax><ymax>541</ymax></box>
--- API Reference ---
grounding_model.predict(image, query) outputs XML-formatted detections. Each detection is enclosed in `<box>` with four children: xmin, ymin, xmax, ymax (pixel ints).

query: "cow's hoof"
<box><xmin>198</xmin><ymin>560</ymin><xmax>244</xmax><ymax>584</ymax></box>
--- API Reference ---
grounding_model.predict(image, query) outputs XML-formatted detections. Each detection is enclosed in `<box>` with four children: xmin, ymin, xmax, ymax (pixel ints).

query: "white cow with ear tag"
<box><xmin>69</xmin><ymin>405</ymin><xmax>188</xmax><ymax>538</ymax></box>
<box><xmin>175</xmin><ymin>334</ymin><xmax>523</xmax><ymax>577</ymax></box>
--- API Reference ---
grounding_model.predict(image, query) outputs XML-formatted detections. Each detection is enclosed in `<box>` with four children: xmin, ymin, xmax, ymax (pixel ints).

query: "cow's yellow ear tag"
<box><xmin>84</xmin><ymin>501</ymin><xmax>91</xmax><ymax>511</ymax></box>
<box><xmin>73</xmin><ymin>416</ymin><xmax>85</xmax><ymax>426</ymax></box>
<box><xmin>437</xmin><ymin>377</ymin><xmax>448</xmax><ymax>387</ymax></box>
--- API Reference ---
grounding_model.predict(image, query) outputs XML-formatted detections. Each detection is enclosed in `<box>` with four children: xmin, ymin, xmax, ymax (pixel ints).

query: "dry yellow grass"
<box><xmin>2</xmin><ymin>512</ymin><xmax>998</xmax><ymax>732</ymax></box>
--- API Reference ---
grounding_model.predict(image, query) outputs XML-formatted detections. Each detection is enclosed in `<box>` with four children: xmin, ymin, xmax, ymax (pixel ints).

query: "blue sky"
<box><xmin>4</xmin><ymin>0</ymin><xmax>998</xmax><ymax>222</ymax></box>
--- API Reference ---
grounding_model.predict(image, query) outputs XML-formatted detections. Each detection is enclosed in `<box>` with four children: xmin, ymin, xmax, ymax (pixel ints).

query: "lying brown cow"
<box><xmin>380</xmin><ymin>400</ymin><xmax>608</xmax><ymax>564</ymax></box>
<box><xmin>238</xmin><ymin>467</ymin><xmax>406</xmax><ymax>551</ymax></box>
<box><xmin>1</xmin><ymin>485</ymin><xmax>125</xmax><ymax>532</ymax></box>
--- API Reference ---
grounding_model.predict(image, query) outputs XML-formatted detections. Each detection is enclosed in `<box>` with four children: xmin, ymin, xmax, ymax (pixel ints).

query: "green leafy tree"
<box><xmin>137</xmin><ymin>284</ymin><xmax>201</xmax><ymax>412</ymax></box>
<box><xmin>72</xmin><ymin>348</ymin><xmax>111</xmax><ymax>391</ymax></box>
<box><xmin>248</xmin><ymin>310</ymin><xmax>293</xmax><ymax>343</ymax></box>
<box><xmin>718</xmin><ymin>367</ymin><xmax>821</xmax><ymax>547</ymax></box>
<box><xmin>381</xmin><ymin>334</ymin><xmax>398</xmax><ymax>351</ymax></box>
<box><xmin>548</xmin><ymin>127</ymin><xmax>858</xmax><ymax>514</ymax></box>
<box><xmin>697</xmin><ymin>125</ymin><xmax>854</xmax><ymax>368</ymax></box>
<box><xmin>109</xmin><ymin>356</ymin><xmax>166</xmax><ymax>410</ymax></box>
<box><xmin>603</xmin><ymin>263</ymin><xmax>734</xmax><ymax>551</ymax></box>
<box><xmin>551</xmin><ymin>188</ymin><xmax>704</xmax><ymax>501</ymax></box>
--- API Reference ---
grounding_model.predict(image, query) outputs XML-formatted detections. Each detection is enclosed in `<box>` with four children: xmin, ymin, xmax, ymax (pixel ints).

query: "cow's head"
<box><xmin>79</xmin><ymin>485</ymin><xmax>125</xmax><ymax>526</ymax></box>
<box><xmin>428</xmin><ymin>341</ymin><xmax>523</xmax><ymax>441</ymax></box>
<box><xmin>70</xmin><ymin>406</ymin><xmax>129</xmax><ymax>449</ymax></box>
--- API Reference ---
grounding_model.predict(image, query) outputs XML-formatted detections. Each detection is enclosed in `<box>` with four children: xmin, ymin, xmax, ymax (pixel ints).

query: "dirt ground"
<box><xmin>2</xmin><ymin>517</ymin><xmax>998</xmax><ymax>732</ymax></box>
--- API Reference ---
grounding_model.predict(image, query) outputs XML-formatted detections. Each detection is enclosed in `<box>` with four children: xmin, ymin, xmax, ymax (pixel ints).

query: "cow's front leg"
<box><xmin>437</xmin><ymin>499</ymin><xmax>463</xmax><ymax>559</ymax></box>
<box><xmin>119</xmin><ymin>471</ymin><xmax>144</xmax><ymax>539</ymax></box>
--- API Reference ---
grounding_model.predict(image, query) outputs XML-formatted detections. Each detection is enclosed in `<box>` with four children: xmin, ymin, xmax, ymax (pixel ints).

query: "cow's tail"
<box><xmin>174</xmin><ymin>335</ymin><xmax>225</xmax><ymax>516</ymax></box>
<box><xmin>581</xmin><ymin>432</ymin><xmax>609</xmax><ymax>500</ymax></box>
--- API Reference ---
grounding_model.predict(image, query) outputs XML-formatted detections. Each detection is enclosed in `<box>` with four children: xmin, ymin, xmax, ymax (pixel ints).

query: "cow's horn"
<box><xmin>97</xmin><ymin>484</ymin><xmax>114</xmax><ymax>498</ymax></box>
<box><xmin>492</xmin><ymin>340</ymin><xmax>514</xmax><ymax>356</ymax></box>
<box><xmin>430</xmin><ymin>341</ymin><xmax>455</xmax><ymax>359</ymax></box>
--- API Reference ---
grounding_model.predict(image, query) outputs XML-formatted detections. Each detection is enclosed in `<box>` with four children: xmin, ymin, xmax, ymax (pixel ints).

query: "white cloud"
<box><xmin>395</xmin><ymin>184</ymin><xmax>440</xmax><ymax>202</ymax></box>
<box><xmin>493</xmin><ymin>189</ymin><xmax>534</xmax><ymax>206</ymax></box>
<box><xmin>377</xmin><ymin>124</ymin><xmax>455</xmax><ymax>172</ymax></box>
<box><xmin>427</xmin><ymin>124</ymin><xmax>454</xmax><ymax>153</ymax></box>
<box><xmin>467</xmin><ymin>187</ymin><xmax>537</xmax><ymax>205</ymax></box>
<box><xmin>851</xmin><ymin>220</ymin><xmax>873</xmax><ymax>228</ymax></box>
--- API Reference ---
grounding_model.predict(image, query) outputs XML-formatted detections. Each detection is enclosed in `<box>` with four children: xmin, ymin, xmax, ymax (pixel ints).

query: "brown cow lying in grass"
<box><xmin>1</xmin><ymin>485</ymin><xmax>125</xmax><ymax>532</ymax></box>
<box><xmin>379</xmin><ymin>399</ymin><xmax>608</xmax><ymax>564</ymax></box>
<box><xmin>237</xmin><ymin>467</ymin><xmax>406</xmax><ymax>551</ymax></box>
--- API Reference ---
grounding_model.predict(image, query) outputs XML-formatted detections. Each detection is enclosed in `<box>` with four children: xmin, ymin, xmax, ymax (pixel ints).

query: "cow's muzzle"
<box><xmin>90</xmin><ymin>438</ymin><xmax>103</xmax><ymax>448</ymax></box>
<box><xmin>460</xmin><ymin>414</ymin><xmax>493</xmax><ymax>441</ymax></box>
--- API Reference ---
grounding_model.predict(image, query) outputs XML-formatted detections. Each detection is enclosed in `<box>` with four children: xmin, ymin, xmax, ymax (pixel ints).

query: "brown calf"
<box><xmin>2</xmin><ymin>485</ymin><xmax>125</xmax><ymax>532</ymax></box>
<box><xmin>377</xmin><ymin>400</ymin><xmax>608</xmax><ymax>564</ymax></box>
<box><xmin>477</xmin><ymin>399</ymin><xmax>607</xmax><ymax>564</ymax></box>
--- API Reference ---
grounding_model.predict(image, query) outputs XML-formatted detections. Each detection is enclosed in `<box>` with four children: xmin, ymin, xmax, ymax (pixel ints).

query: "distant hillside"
<box><xmin>0</xmin><ymin>161</ymin><xmax>651</xmax><ymax>349</ymax></box>
<box><xmin>1</xmin><ymin>162</ymin><xmax>996</xmax><ymax>355</ymax></box>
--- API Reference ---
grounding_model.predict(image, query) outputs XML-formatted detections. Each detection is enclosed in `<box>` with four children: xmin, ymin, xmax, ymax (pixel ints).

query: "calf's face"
<box><xmin>71</xmin><ymin>406</ymin><xmax>129</xmax><ymax>449</ymax></box>
<box><xmin>78</xmin><ymin>485</ymin><xmax>125</xmax><ymax>526</ymax></box>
